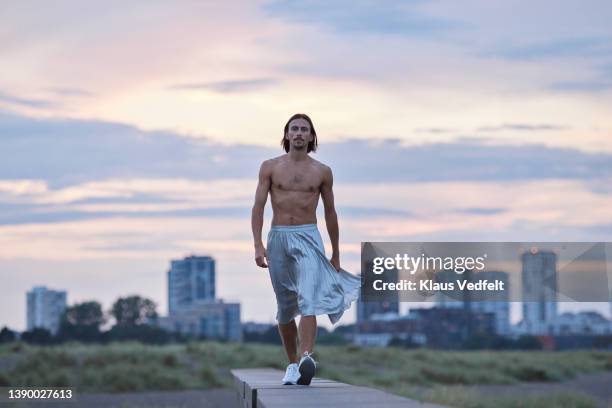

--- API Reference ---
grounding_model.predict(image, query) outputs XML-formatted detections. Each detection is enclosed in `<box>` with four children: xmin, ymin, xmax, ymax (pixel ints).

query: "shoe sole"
<box><xmin>297</xmin><ymin>358</ymin><xmax>315</xmax><ymax>385</ymax></box>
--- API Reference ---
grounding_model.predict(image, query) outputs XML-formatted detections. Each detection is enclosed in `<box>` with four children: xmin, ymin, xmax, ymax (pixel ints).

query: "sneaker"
<box><xmin>297</xmin><ymin>351</ymin><xmax>316</xmax><ymax>385</ymax></box>
<box><xmin>282</xmin><ymin>363</ymin><xmax>299</xmax><ymax>385</ymax></box>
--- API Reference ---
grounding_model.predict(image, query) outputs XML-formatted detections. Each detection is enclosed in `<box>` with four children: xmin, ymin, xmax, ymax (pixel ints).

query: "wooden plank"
<box><xmin>257</xmin><ymin>387</ymin><xmax>446</xmax><ymax>408</ymax></box>
<box><xmin>231</xmin><ymin>368</ymin><xmax>448</xmax><ymax>408</ymax></box>
<box><xmin>233</xmin><ymin>372</ymin><xmax>244</xmax><ymax>408</ymax></box>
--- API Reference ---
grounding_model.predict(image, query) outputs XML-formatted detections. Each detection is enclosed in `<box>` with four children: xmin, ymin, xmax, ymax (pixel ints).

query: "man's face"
<box><xmin>286</xmin><ymin>118</ymin><xmax>312</xmax><ymax>151</ymax></box>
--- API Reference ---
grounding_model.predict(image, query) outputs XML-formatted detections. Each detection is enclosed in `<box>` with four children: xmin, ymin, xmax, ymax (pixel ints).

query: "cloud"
<box><xmin>320</xmin><ymin>139</ymin><xmax>612</xmax><ymax>183</ymax></box>
<box><xmin>455</xmin><ymin>207</ymin><xmax>507</xmax><ymax>215</ymax></box>
<box><xmin>483</xmin><ymin>37</ymin><xmax>612</xmax><ymax>61</ymax></box>
<box><xmin>0</xmin><ymin>90</ymin><xmax>56</xmax><ymax>109</ymax></box>
<box><xmin>0</xmin><ymin>204</ymin><xmax>250</xmax><ymax>226</ymax></box>
<box><xmin>476</xmin><ymin>123</ymin><xmax>570</xmax><ymax>132</ymax></box>
<box><xmin>3</xmin><ymin>0</ymin><xmax>612</xmax><ymax>333</ymax></box>
<box><xmin>544</xmin><ymin>61</ymin><xmax>612</xmax><ymax>93</ymax></box>
<box><xmin>3</xmin><ymin>178</ymin><xmax>611</xmax><ymax>257</ymax></box>
<box><xmin>0</xmin><ymin>111</ymin><xmax>264</xmax><ymax>186</ymax></box>
<box><xmin>414</xmin><ymin>127</ymin><xmax>458</xmax><ymax>134</ymax></box>
<box><xmin>2</xmin><ymin>111</ymin><xmax>611</xmax><ymax>188</ymax></box>
<box><xmin>169</xmin><ymin>78</ymin><xmax>280</xmax><ymax>93</ymax></box>
<box><xmin>0</xmin><ymin>180</ymin><xmax>48</xmax><ymax>195</ymax></box>
<box><xmin>599</xmin><ymin>63</ymin><xmax>612</xmax><ymax>78</ymax></box>
<box><xmin>335</xmin><ymin>206</ymin><xmax>412</xmax><ymax>217</ymax></box>
<box><xmin>548</xmin><ymin>80</ymin><xmax>612</xmax><ymax>92</ymax></box>
<box><xmin>46</xmin><ymin>87</ymin><xmax>94</xmax><ymax>97</ymax></box>
<box><xmin>0</xmin><ymin>201</ymin><xmax>413</xmax><ymax>226</ymax></box>
<box><xmin>262</xmin><ymin>0</ymin><xmax>461</xmax><ymax>37</ymax></box>
<box><xmin>2</xmin><ymin>176</ymin><xmax>611</xmax><ymax>331</ymax></box>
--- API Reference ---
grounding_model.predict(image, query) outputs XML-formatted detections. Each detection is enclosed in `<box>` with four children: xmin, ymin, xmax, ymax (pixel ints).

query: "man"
<box><xmin>251</xmin><ymin>113</ymin><xmax>361</xmax><ymax>386</ymax></box>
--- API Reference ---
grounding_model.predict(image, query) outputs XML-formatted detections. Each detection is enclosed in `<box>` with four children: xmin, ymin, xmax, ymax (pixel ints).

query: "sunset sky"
<box><xmin>1</xmin><ymin>1</ymin><xmax>611</xmax><ymax>330</ymax></box>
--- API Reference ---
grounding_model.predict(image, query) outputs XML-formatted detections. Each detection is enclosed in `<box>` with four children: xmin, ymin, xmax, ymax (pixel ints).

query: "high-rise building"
<box><xmin>26</xmin><ymin>286</ymin><xmax>67</xmax><ymax>334</ymax></box>
<box><xmin>168</xmin><ymin>255</ymin><xmax>215</xmax><ymax>314</ymax></box>
<box><xmin>161</xmin><ymin>255</ymin><xmax>241</xmax><ymax>341</ymax></box>
<box><xmin>521</xmin><ymin>248</ymin><xmax>557</xmax><ymax>334</ymax></box>
<box><xmin>435</xmin><ymin>270</ymin><xmax>511</xmax><ymax>336</ymax></box>
<box><xmin>471</xmin><ymin>271</ymin><xmax>510</xmax><ymax>336</ymax></box>
<box><xmin>159</xmin><ymin>300</ymin><xmax>241</xmax><ymax>341</ymax></box>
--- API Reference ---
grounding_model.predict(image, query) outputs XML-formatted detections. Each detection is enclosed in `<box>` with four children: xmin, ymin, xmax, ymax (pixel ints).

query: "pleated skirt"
<box><xmin>267</xmin><ymin>223</ymin><xmax>361</xmax><ymax>324</ymax></box>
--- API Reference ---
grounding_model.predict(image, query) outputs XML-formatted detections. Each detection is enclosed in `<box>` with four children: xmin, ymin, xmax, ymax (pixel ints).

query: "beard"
<box><xmin>292</xmin><ymin>142</ymin><xmax>306</xmax><ymax>150</ymax></box>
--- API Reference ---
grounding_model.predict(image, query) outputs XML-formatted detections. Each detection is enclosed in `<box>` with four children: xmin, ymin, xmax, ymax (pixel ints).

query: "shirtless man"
<box><xmin>251</xmin><ymin>113</ymin><xmax>360</xmax><ymax>385</ymax></box>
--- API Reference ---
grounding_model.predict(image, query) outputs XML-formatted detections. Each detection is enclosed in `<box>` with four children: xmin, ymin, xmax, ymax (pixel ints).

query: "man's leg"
<box><xmin>298</xmin><ymin>315</ymin><xmax>317</xmax><ymax>355</ymax></box>
<box><xmin>278</xmin><ymin>320</ymin><xmax>298</xmax><ymax>364</ymax></box>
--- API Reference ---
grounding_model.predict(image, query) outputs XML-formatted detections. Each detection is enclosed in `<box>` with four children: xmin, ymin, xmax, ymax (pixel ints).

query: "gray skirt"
<box><xmin>267</xmin><ymin>224</ymin><xmax>361</xmax><ymax>324</ymax></box>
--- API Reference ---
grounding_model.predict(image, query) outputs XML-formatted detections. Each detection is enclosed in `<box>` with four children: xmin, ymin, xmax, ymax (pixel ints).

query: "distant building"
<box><xmin>242</xmin><ymin>321</ymin><xmax>275</xmax><ymax>335</ymax></box>
<box><xmin>357</xmin><ymin>300</ymin><xmax>400</xmax><ymax>323</ymax></box>
<box><xmin>158</xmin><ymin>300</ymin><xmax>241</xmax><ymax>341</ymax></box>
<box><xmin>353</xmin><ymin>332</ymin><xmax>395</xmax><ymax>347</ymax></box>
<box><xmin>553</xmin><ymin>311</ymin><xmax>612</xmax><ymax>335</ymax></box>
<box><xmin>162</xmin><ymin>255</ymin><xmax>241</xmax><ymax>341</ymax></box>
<box><xmin>435</xmin><ymin>270</ymin><xmax>511</xmax><ymax>336</ymax></box>
<box><xmin>471</xmin><ymin>301</ymin><xmax>510</xmax><ymax>336</ymax></box>
<box><xmin>354</xmin><ymin>307</ymin><xmax>496</xmax><ymax>348</ymax></box>
<box><xmin>242</xmin><ymin>321</ymin><xmax>277</xmax><ymax>343</ymax></box>
<box><xmin>168</xmin><ymin>255</ymin><xmax>215</xmax><ymax>314</ymax></box>
<box><xmin>521</xmin><ymin>248</ymin><xmax>558</xmax><ymax>334</ymax></box>
<box><xmin>524</xmin><ymin>311</ymin><xmax>612</xmax><ymax>350</ymax></box>
<box><xmin>357</xmin><ymin>243</ymin><xmax>399</xmax><ymax>323</ymax></box>
<box><xmin>26</xmin><ymin>286</ymin><xmax>67</xmax><ymax>335</ymax></box>
<box><xmin>354</xmin><ymin>314</ymin><xmax>424</xmax><ymax>347</ymax></box>
<box><xmin>410</xmin><ymin>307</ymin><xmax>496</xmax><ymax>349</ymax></box>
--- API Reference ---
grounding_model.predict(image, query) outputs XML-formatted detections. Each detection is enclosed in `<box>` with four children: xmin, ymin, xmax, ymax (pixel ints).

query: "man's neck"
<box><xmin>287</xmin><ymin>149</ymin><xmax>309</xmax><ymax>161</ymax></box>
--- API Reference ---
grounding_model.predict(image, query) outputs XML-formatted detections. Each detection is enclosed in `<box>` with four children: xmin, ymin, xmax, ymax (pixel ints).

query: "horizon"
<box><xmin>8</xmin><ymin>246</ymin><xmax>612</xmax><ymax>333</ymax></box>
<box><xmin>2</xmin><ymin>1</ymin><xmax>612</xmax><ymax>331</ymax></box>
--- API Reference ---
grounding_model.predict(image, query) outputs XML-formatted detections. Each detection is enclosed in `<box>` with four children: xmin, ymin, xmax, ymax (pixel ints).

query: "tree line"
<box><xmin>0</xmin><ymin>295</ymin><xmax>178</xmax><ymax>345</ymax></box>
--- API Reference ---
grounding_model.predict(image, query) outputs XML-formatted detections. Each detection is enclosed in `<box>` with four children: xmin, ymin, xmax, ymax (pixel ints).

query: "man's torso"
<box><xmin>268</xmin><ymin>155</ymin><xmax>327</xmax><ymax>226</ymax></box>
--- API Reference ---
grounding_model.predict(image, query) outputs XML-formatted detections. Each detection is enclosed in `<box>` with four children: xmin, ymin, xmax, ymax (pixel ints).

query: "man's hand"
<box><xmin>255</xmin><ymin>244</ymin><xmax>268</xmax><ymax>268</ymax></box>
<box><xmin>330</xmin><ymin>253</ymin><xmax>340</xmax><ymax>272</ymax></box>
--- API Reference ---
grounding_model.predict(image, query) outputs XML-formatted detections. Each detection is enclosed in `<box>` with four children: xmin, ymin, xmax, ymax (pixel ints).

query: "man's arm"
<box><xmin>321</xmin><ymin>165</ymin><xmax>340</xmax><ymax>271</ymax></box>
<box><xmin>252</xmin><ymin>161</ymin><xmax>272</xmax><ymax>268</ymax></box>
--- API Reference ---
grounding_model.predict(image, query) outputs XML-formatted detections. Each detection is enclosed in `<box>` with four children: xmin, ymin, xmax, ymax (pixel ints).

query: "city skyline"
<box><xmin>13</xmin><ymin>246</ymin><xmax>611</xmax><ymax>334</ymax></box>
<box><xmin>2</xmin><ymin>1</ymin><xmax>612</xmax><ymax>330</ymax></box>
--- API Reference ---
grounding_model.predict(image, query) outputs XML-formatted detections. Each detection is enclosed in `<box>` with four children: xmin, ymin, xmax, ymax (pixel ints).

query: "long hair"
<box><xmin>281</xmin><ymin>113</ymin><xmax>318</xmax><ymax>153</ymax></box>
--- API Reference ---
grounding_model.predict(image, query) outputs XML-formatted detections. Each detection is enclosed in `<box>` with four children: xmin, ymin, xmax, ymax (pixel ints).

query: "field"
<box><xmin>1</xmin><ymin>341</ymin><xmax>611</xmax><ymax>407</ymax></box>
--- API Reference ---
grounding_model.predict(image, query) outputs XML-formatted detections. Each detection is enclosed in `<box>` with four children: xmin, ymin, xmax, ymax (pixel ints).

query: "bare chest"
<box><xmin>271</xmin><ymin>169</ymin><xmax>321</xmax><ymax>193</ymax></box>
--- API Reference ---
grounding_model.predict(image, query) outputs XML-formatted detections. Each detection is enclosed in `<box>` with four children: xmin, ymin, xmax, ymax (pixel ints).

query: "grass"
<box><xmin>0</xmin><ymin>341</ymin><xmax>610</xmax><ymax>407</ymax></box>
<box><xmin>314</xmin><ymin>345</ymin><xmax>611</xmax><ymax>387</ymax></box>
<box><xmin>419</xmin><ymin>387</ymin><xmax>600</xmax><ymax>408</ymax></box>
<box><xmin>0</xmin><ymin>341</ymin><xmax>290</xmax><ymax>393</ymax></box>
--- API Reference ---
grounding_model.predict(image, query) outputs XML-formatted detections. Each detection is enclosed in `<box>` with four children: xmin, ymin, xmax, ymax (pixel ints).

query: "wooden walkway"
<box><xmin>232</xmin><ymin>368</ymin><xmax>448</xmax><ymax>408</ymax></box>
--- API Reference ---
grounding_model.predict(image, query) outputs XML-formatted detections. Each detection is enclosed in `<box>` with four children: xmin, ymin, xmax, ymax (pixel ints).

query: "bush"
<box><xmin>84</xmin><ymin>363</ymin><xmax>187</xmax><ymax>392</ymax></box>
<box><xmin>318</xmin><ymin>332</ymin><xmax>348</xmax><ymax>345</ymax></box>
<box><xmin>0</xmin><ymin>327</ymin><xmax>16</xmax><ymax>343</ymax></box>
<box><xmin>0</xmin><ymin>372</ymin><xmax>10</xmax><ymax>386</ymax></box>
<box><xmin>104</xmin><ymin>325</ymin><xmax>170</xmax><ymax>344</ymax></box>
<box><xmin>162</xmin><ymin>353</ymin><xmax>178</xmax><ymax>367</ymax></box>
<box><xmin>200</xmin><ymin>364</ymin><xmax>223</xmax><ymax>387</ymax></box>
<box><xmin>20</xmin><ymin>328</ymin><xmax>55</xmax><ymax>345</ymax></box>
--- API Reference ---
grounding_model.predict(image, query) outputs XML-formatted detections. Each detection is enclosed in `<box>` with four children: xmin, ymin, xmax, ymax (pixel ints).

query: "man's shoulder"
<box><xmin>309</xmin><ymin>157</ymin><xmax>332</xmax><ymax>174</ymax></box>
<box><xmin>261</xmin><ymin>155</ymin><xmax>286</xmax><ymax>169</ymax></box>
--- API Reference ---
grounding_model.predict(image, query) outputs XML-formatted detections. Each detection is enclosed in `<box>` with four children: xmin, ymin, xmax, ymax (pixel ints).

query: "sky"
<box><xmin>1</xmin><ymin>0</ymin><xmax>611</xmax><ymax>331</ymax></box>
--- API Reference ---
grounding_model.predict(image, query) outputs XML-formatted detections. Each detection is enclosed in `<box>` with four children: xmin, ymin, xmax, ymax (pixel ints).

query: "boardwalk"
<box><xmin>232</xmin><ymin>368</ymin><xmax>448</xmax><ymax>408</ymax></box>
